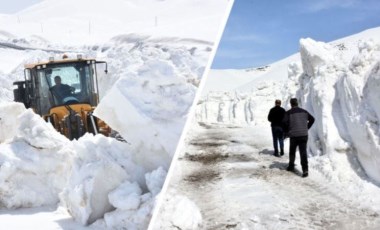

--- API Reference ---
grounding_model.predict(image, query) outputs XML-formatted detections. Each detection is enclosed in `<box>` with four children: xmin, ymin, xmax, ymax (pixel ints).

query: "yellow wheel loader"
<box><xmin>13</xmin><ymin>55</ymin><xmax>111</xmax><ymax>140</ymax></box>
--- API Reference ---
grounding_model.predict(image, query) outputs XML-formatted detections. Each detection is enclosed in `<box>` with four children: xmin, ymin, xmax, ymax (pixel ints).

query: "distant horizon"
<box><xmin>212</xmin><ymin>0</ymin><xmax>380</xmax><ymax>69</ymax></box>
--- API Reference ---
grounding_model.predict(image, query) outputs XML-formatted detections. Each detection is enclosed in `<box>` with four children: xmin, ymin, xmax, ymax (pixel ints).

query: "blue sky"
<box><xmin>0</xmin><ymin>0</ymin><xmax>41</xmax><ymax>14</ymax></box>
<box><xmin>212</xmin><ymin>0</ymin><xmax>380</xmax><ymax>69</ymax></box>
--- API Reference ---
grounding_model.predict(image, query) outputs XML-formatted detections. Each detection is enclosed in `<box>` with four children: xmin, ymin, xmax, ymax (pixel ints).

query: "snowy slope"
<box><xmin>0</xmin><ymin>0</ymin><xmax>229</xmax><ymax>45</ymax></box>
<box><xmin>203</xmin><ymin>54</ymin><xmax>300</xmax><ymax>95</ymax></box>
<box><xmin>197</xmin><ymin>26</ymin><xmax>380</xmax><ymax>198</ymax></box>
<box><xmin>205</xmin><ymin>26</ymin><xmax>380</xmax><ymax>94</ymax></box>
<box><xmin>0</xmin><ymin>0</ymin><xmax>231</xmax><ymax>229</ymax></box>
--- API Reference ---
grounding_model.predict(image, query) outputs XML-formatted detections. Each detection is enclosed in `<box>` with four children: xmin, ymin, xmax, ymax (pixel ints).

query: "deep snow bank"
<box><xmin>197</xmin><ymin>29</ymin><xmax>380</xmax><ymax>185</ymax></box>
<box><xmin>0</xmin><ymin>103</ymin><xmax>72</xmax><ymax>209</ymax></box>
<box><xmin>296</xmin><ymin>38</ymin><xmax>380</xmax><ymax>183</ymax></box>
<box><xmin>196</xmin><ymin>81</ymin><xmax>285</xmax><ymax>125</ymax></box>
<box><xmin>0</xmin><ymin>102</ymin><xmax>167</xmax><ymax>228</ymax></box>
<box><xmin>94</xmin><ymin>39</ymin><xmax>210</xmax><ymax>171</ymax></box>
<box><xmin>0</xmin><ymin>36</ymin><xmax>214</xmax><ymax>228</ymax></box>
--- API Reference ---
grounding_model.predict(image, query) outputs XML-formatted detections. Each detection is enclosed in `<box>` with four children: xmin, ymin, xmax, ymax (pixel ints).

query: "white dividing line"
<box><xmin>147</xmin><ymin>0</ymin><xmax>236</xmax><ymax>229</ymax></box>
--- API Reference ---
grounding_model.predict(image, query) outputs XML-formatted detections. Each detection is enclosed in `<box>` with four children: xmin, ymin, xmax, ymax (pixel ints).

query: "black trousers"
<box><xmin>289</xmin><ymin>136</ymin><xmax>308</xmax><ymax>172</ymax></box>
<box><xmin>271</xmin><ymin>126</ymin><xmax>284</xmax><ymax>153</ymax></box>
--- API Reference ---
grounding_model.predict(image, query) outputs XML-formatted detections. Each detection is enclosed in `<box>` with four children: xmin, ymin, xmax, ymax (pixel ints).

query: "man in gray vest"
<box><xmin>283</xmin><ymin>98</ymin><xmax>315</xmax><ymax>177</ymax></box>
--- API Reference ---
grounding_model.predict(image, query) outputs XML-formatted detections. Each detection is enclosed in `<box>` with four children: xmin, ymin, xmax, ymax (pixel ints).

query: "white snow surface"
<box><xmin>0</xmin><ymin>0</ymin><xmax>230</xmax><ymax>229</ymax></box>
<box><xmin>153</xmin><ymin>190</ymin><xmax>202</xmax><ymax>230</ymax></box>
<box><xmin>1</xmin><ymin>0</ymin><xmax>229</xmax><ymax>46</ymax></box>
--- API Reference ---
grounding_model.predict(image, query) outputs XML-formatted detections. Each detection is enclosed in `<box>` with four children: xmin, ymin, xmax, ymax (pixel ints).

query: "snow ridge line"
<box><xmin>110</xmin><ymin>34</ymin><xmax>214</xmax><ymax>46</ymax></box>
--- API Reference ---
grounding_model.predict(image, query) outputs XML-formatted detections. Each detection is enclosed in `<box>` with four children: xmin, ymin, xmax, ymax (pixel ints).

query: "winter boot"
<box><xmin>286</xmin><ymin>165</ymin><xmax>294</xmax><ymax>171</ymax></box>
<box><xmin>280</xmin><ymin>148</ymin><xmax>284</xmax><ymax>156</ymax></box>
<box><xmin>274</xmin><ymin>149</ymin><xmax>280</xmax><ymax>157</ymax></box>
<box><xmin>302</xmin><ymin>171</ymin><xmax>308</xmax><ymax>178</ymax></box>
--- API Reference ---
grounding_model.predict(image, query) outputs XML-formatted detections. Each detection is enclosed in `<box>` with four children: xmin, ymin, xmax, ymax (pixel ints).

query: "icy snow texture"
<box><xmin>297</xmin><ymin>38</ymin><xmax>380</xmax><ymax>183</ymax></box>
<box><xmin>154</xmin><ymin>191</ymin><xmax>203</xmax><ymax>230</ymax></box>
<box><xmin>108</xmin><ymin>181</ymin><xmax>142</xmax><ymax>210</ymax></box>
<box><xmin>145</xmin><ymin>167</ymin><xmax>167</xmax><ymax>196</ymax></box>
<box><xmin>100</xmin><ymin>167</ymin><xmax>167</xmax><ymax>229</ymax></box>
<box><xmin>60</xmin><ymin>136</ymin><xmax>130</xmax><ymax>225</ymax></box>
<box><xmin>0</xmin><ymin>102</ymin><xmax>26</xmax><ymax>142</ymax></box>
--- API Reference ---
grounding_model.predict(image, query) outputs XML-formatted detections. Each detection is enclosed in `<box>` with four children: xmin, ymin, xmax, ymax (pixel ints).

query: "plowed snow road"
<box><xmin>162</xmin><ymin>123</ymin><xmax>380</xmax><ymax>230</ymax></box>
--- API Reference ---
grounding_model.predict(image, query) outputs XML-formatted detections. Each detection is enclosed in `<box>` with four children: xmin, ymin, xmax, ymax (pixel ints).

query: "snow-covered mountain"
<box><xmin>197</xmin><ymin>26</ymin><xmax>380</xmax><ymax>203</ymax></box>
<box><xmin>0</xmin><ymin>0</ymin><xmax>229</xmax><ymax>45</ymax></box>
<box><xmin>205</xmin><ymin>27</ymin><xmax>380</xmax><ymax>94</ymax></box>
<box><xmin>0</xmin><ymin>0</ymin><xmax>232</xmax><ymax>229</ymax></box>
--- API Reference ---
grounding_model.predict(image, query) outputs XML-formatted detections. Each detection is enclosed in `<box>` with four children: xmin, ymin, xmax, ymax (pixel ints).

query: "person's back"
<box><xmin>285</xmin><ymin>107</ymin><xmax>314</xmax><ymax>137</ymax></box>
<box><xmin>268</xmin><ymin>106</ymin><xmax>286</xmax><ymax>127</ymax></box>
<box><xmin>283</xmin><ymin>98</ymin><xmax>315</xmax><ymax>178</ymax></box>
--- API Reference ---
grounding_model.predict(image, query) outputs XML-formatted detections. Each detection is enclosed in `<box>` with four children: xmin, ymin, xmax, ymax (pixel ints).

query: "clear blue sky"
<box><xmin>212</xmin><ymin>0</ymin><xmax>380</xmax><ymax>69</ymax></box>
<box><xmin>0</xmin><ymin>0</ymin><xmax>41</xmax><ymax>14</ymax></box>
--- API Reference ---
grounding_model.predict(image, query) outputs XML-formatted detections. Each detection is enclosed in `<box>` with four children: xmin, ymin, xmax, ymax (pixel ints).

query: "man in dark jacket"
<box><xmin>50</xmin><ymin>75</ymin><xmax>75</xmax><ymax>104</ymax></box>
<box><xmin>267</xmin><ymin>99</ymin><xmax>286</xmax><ymax>157</ymax></box>
<box><xmin>282</xmin><ymin>98</ymin><xmax>315</xmax><ymax>177</ymax></box>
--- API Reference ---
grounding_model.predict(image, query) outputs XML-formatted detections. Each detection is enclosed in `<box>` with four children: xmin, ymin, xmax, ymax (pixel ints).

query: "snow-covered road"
<box><xmin>159</xmin><ymin>123</ymin><xmax>380</xmax><ymax>230</ymax></box>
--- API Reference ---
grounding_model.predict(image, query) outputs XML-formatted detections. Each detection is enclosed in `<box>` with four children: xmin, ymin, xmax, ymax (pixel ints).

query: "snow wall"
<box><xmin>197</xmin><ymin>38</ymin><xmax>380</xmax><ymax>184</ymax></box>
<box><xmin>0</xmin><ymin>103</ymin><xmax>167</xmax><ymax>228</ymax></box>
<box><xmin>296</xmin><ymin>38</ymin><xmax>380</xmax><ymax>183</ymax></box>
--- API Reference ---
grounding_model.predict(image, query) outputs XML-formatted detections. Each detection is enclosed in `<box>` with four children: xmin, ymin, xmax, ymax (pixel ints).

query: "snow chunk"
<box><xmin>108</xmin><ymin>181</ymin><xmax>142</xmax><ymax>210</ymax></box>
<box><xmin>102</xmin><ymin>195</ymin><xmax>154</xmax><ymax>230</ymax></box>
<box><xmin>59</xmin><ymin>135</ymin><xmax>135</xmax><ymax>225</ymax></box>
<box><xmin>300</xmin><ymin>38</ymin><xmax>335</xmax><ymax>77</ymax></box>
<box><xmin>145</xmin><ymin>166</ymin><xmax>167</xmax><ymax>196</ymax></box>
<box><xmin>60</xmin><ymin>159</ymin><xmax>128</xmax><ymax>225</ymax></box>
<box><xmin>155</xmin><ymin>193</ymin><xmax>203</xmax><ymax>230</ymax></box>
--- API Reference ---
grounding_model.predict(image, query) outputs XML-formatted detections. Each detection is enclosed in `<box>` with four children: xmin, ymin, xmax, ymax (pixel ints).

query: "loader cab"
<box><xmin>14</xmin><ymin>56</ymin><xmax>107</xmax><ymax>116</ymax></box>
